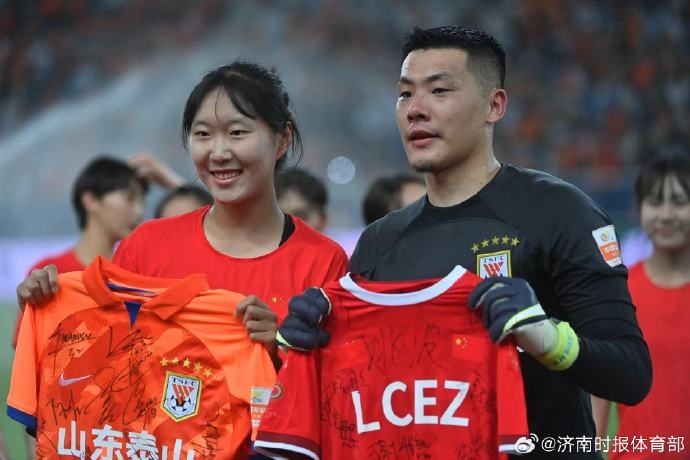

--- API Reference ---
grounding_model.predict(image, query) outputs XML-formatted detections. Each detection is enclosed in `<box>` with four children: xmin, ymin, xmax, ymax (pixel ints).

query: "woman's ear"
<box><xmin>277</xmin><ymin>121</ymin><xmax>293</xmax><ymax>160</ymax></box>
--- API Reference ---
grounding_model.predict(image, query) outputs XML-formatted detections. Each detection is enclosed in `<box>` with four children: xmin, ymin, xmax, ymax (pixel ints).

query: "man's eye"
<box><xmin>194</xmin><ymin>130</ymin><xmax>209</xmax><ymax>137</ymax></box>
<box><xmin>399</xmin><ymin>91</ymin><xmax>411</xmax><ymax>99</ymax></box>
<box><xmin>432</xmin><ymin>88</ymin><xmax>449</xmax><ymax>94</ymax></box>
<box><xmin>230</xmin><ymin>130</ymin><xmax>247</xmax><ymax>136</ymax></box>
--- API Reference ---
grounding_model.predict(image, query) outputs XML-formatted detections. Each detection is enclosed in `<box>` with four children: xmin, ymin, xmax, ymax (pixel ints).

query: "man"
<box><xmin>280</xmin><ymin>26</ymin><xmax>651</xmax><ymax>458</ymax></box>
<box><xmin>14</xmin><ymin>157</ymin><xmax>148</xmax><ymax>341</ymax></box>
<box><xmin>362</xmin><ymin>173</ymin><xmax>426</xmax><ymax>224</ymax></box>
<box><xmin>276</xmin><ymin>167</ymin><xmax>329</xmax><ymax>232</ymax></box>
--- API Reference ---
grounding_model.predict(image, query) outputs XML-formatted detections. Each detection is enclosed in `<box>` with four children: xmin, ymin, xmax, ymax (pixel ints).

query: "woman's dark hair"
<box><xmin>635</xmin><ymin>150</ymin><xmax>690</xmax><ymax>209</ymax></box>
<box><xmin>154</xmin><ymin>184</ymin><xmax>213</xmax><ymax>218</ymax></box>
<box><xmin>181</xmin><ymin>60</ymin><xmax>303</xmax><ymax>171</ymax></box>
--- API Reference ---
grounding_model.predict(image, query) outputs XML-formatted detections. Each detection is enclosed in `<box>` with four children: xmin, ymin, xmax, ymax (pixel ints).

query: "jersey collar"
<box><xmin>82</xmin><ymin>256</ymin><xmax>209</xmax><ymax>319</ymax></box>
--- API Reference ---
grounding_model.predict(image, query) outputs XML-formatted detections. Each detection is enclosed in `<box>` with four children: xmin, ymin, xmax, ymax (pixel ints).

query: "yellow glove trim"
<box><xmin>537</xmin><ymin>321</ymin><xmax>579</xmax><ymax>371</ymax></box>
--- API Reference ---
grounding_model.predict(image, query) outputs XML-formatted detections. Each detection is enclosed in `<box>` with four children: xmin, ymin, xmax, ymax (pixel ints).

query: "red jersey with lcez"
<box><xmin>255</xmin><ymin>266</ymin><xmax>529</xmax><ymax>460</ymax></box>
<box><xmin>114</xmin><ymin>206</ymin><xmax>348</xmax><ymax>322</ymax></box>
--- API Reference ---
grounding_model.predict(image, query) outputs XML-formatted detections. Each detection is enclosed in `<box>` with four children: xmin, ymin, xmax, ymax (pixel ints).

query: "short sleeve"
<box><xmin>7</xmin><ymin>304</ymin><xmax>39</xmax><ymax>433</ymax></box>
<box><xmin>255</xmin><ymin>350</ymin><xmax>321</xmax><ymax>460</ymax></box>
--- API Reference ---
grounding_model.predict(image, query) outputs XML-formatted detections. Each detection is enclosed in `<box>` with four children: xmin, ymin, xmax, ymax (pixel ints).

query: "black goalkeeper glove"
<box><xmin>276</xmin><ymin>288</ymin><xmax>331</xmax><ymax>351</ymax></box>
<box><xmin>468</xmin><ymin>276</ymin><xmax>580</xmax><ymax>371</ymax></box>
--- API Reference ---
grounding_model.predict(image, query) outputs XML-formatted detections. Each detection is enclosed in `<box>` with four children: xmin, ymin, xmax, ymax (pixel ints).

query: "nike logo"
<box><xmin>59</xmin><ymin>373</ymin><xmax>92</xmax><ymax>386</ymax></box>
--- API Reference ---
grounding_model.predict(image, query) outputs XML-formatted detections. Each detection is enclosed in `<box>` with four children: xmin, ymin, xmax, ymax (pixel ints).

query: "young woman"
<box><xmin>16</xmin><ymin>61</ymin><xmax>348</xmax><ymax>366</ymax></box>
<box><xmin>593</xmin><ymin>150</ymin><xmax>690</xmax><ymax>457</ymax></box>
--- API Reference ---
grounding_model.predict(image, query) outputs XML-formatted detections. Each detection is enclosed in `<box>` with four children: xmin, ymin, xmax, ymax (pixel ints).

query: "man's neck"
<box><xmin>426</xmin><ymin>153</ymin><xmax>501</xmax><ymax>207</ymax></box>
<box><xmin>73</xmin><ymin>226</ymin><xmax>117</xmax><ymax>266</ymax></box>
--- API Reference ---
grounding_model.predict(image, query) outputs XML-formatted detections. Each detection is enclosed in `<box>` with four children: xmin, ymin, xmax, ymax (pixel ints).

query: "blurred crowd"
<box><xmin>249</xmin><ymin>0</ymin><xmax>690</xmax><ymax>186</ymax></box>
<box><xmin>0</xmin><ymin>0</ymin><xmax>688</xmax><ymax>230</ymax></box>
<box><xmin>0</xmin><ymin>0</ymin><xmax>226</xmax><ymax>124</ymax></box>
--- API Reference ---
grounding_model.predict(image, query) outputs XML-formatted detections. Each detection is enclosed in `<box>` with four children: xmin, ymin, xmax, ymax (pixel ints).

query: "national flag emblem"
<box><xmin>161</xmin><ymin>371</ymin><xmax>202</xmax><ymax>421</ymax></box>
<box><xmin>452</xmin><ymin>334</ymin><xmax>489</xmax><ymax>362</ymax></box>
<box><xmin>477</xmin><ymin>250</ymin><xmax>511</xmax><ymax>278</ymax></box>
<box><xmin>592</xmin><ymin>225</ymin><xmax>622</xmax><ymax>267</ymax></box>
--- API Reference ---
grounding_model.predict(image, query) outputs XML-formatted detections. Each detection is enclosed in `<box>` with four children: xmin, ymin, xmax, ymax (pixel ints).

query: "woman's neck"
<box><xmin>644</xmin><ymin>247</ymin><xmax>690</xmax><ymax>287</ymax></box>
<box><xmin>203</xmin><ymin>193</ymin><xmax>286</xmax><ymax>258</ymax></box>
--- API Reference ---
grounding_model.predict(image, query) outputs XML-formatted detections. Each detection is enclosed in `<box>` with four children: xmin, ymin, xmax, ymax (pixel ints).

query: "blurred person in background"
<box><xmin>593</xmin><ymin>150</ymin><xmax>690</xmax><ymax>458</ymax></box>
<box><xmin>278</xmin><ymin>26</ymin><xmax>651</xmax><ymax>459</ymax></box>
<box><xmin>154</xmin><ymin>183</ymin><xmax>213</xmax><ymax>218</ymax></box>
<box><xmin>12</xmin><ymin>156</ymin><xmax>149</xmax><ymax>347</ymax></box>
<box><xmin>362</xmin><ymin>172</ymin><xmax>425</xmax><ymax>225</ymax></box>
<box><xmin>275</xmin><ymin>167</ymin><xmax>329</xmax><ymax>232</ymax></box>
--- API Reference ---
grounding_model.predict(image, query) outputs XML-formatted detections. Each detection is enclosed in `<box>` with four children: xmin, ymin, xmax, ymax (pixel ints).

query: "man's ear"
<box><xmin>486</xmin><ymin>88</ymin><xmax>508</xmax><ymax>124</ymax></box>
<box><xmin>81</xmin><ymin>191</ymin><xmax>99</xmax><ymax>213</ymax></box>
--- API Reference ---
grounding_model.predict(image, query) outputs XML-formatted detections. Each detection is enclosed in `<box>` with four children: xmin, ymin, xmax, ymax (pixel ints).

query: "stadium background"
<box><xmin>0</xmin><ymin>1</ymin><xmax>687</xmax><ymax>457</ymax></box>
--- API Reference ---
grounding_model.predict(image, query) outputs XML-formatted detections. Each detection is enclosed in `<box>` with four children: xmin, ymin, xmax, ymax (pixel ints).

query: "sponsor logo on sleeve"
<box><xmin>592</xmin><ymin>225</ymin><xmax>622</xmax><ymax>267</ymax></box>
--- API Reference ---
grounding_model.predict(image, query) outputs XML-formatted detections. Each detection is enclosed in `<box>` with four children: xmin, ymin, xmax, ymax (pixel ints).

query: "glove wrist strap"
<box><xmin>537</xmin><ymin>321</ymin><xmax>579</xmax><ymax>371</ymax></box>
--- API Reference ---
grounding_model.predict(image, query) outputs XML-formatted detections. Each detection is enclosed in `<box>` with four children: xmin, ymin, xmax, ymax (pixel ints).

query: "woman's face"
<box><xmin>640</xmin><ymin>174</ymin><xmax>690</xmax><ymax>251</ymax></box>
<box><xmin>188</xmin><ymin>88</ymin><xmax>288</xmax><ymax>206</ymax></box>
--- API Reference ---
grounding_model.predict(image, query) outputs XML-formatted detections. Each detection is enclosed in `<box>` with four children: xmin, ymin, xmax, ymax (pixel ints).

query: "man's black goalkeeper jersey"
<box><xmin>349</xmin><ymin>165</ymin><xmax>651</xmax><ymax>459</ymax></box>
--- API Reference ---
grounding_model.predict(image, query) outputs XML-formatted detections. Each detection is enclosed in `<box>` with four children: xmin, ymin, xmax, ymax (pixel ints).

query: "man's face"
<box><xmin>279</xmin><ymin>189</ymin><xmax>326</xmax><ymax>232</ymax></box>
<box><xmin>90</xmin><ymin>182</ymin><xmax>145</xmax><ymax>240</ymax></box>
<box><xmin>396</xmin><ymin>48</ymin><xmax>491</xmax><ymax>173</ymax></box>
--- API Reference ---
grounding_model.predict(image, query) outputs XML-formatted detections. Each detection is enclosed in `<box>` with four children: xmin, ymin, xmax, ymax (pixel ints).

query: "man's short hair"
<box><xmin>362</xmin><ymin>173</ymin><xmax>425</xmax><ymax>225</ymax></box>
<box><xmin>154</xmin><ymin>184</ymin><xmax>213</xmax><ymax>219</ymax></box>
<box><xmin>72</xmin><ymin>156</ymin><xmax>148</xmax><ymax>229</ymax></box>
<box><xmin>275</xmin><ymin>167</ymin><xmax>328</xmax><ymax>217</ymax></box>
<box><xmin>401</xmin><ymin>26</ymin><xmax>506</xmax><ymax>92</ymax></box>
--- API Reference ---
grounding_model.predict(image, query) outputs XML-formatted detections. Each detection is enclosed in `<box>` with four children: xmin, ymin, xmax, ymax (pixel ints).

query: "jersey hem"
<box><xmin>254</xmin><ymin>440</ymin><xmax>319</xmax><ymax>460</ymax></box>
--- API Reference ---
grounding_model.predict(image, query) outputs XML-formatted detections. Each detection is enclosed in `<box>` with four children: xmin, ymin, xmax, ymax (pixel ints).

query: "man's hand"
<box><xmin>276</xmin><ymin>288</ymin><xmax>331</xmax><ymax>351</ymax></box>
<box><xmin>468</xmin><ymin>276</ymin><xmax>579</xmax><ymax>371</ymax></box>
<box><xmin>16</xmin><ymin>265</ymin><xmax>59</xmax><ymax>310</ymax></box>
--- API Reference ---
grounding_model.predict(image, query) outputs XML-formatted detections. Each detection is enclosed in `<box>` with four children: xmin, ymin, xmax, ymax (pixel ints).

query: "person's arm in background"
<box><xmin>591</xmin><ymin>396</ymin><xmax>611</xmax><ymax>438</ymax></box>
<box><xmin>128</xmin><ymin>152</ymin><xmax>184</xmax><ymax>189</ymax></box>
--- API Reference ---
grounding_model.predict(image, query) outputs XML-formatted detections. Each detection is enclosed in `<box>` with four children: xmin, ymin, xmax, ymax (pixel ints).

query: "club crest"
<box><xmin>477</xmin><ymin>250</ymin><xmax>511</xmax><ymax>278</ymax></box>
<box><xmin>161</xmin><ymin>371</ymin><xmax>202</xmax><ymax>421</ymax></box>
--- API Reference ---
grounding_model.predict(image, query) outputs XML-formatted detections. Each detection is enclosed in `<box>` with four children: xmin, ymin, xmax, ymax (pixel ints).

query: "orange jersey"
<box><xmin>8</xmin><ymin>256</ymin><xmax>276</xmax><ymax>460</ymax></box>
<box><xmin>113</xmin><ymin>206</ymin><xmax>348</xmax><ymax>322</ymax></box>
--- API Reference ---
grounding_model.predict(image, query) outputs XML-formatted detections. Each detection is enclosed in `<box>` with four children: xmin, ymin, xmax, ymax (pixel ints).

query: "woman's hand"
<box><xmin>235</xmin><ymin>295</ymin><xmax>280</xmax><ymax>370</ymax></box>
<box><xmin>16</xmin><ymin>265</ymin><xmax>59</xmax><ymax>309</ymax></box>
